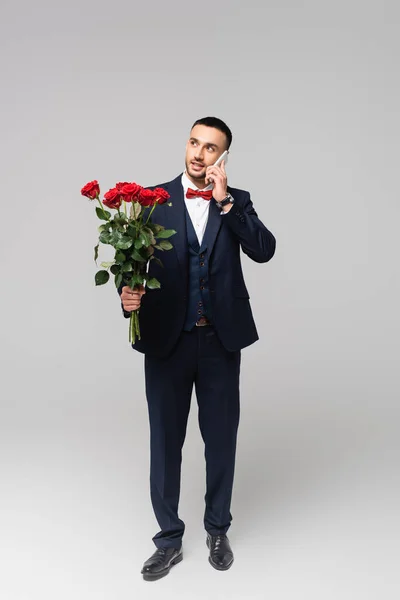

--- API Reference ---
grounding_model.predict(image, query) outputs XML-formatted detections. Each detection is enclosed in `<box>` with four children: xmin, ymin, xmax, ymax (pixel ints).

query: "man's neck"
<box><xmin>184</xmin><ymin>170</ymin><xmax>209</xmax><ymax>190</ymax></box>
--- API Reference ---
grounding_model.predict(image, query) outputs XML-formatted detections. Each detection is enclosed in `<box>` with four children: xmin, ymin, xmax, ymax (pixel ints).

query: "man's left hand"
<box><xmin>206</xmin><ymin>159</ymin><xmax>228</xmax><ymax>202</ymax></box>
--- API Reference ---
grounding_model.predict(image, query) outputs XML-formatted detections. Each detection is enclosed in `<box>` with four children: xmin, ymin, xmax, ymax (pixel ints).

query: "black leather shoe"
<box><xmin>206</xmin><ymin>533</ymin><xmax>234</xmax><ymax>570</ymax></box>
<box><xmin>141</xmin><ymin>546</ymin><xmax>183</xmax><ymax>581</ymax></box>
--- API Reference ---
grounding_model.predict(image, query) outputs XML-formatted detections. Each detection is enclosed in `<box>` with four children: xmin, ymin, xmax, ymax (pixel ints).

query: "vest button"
<box><xmin>200</xmin><ymin>262</ymin><xmax>205</xmax><ymax>267</ymax></box>
<box><xmin>200</xmin><ymin>286</ymin><xmax>204</xmax><ymax>290</ymax></box>
<box><xmin>197</xmin><ymin>309</ymin><xmax>202</xmax><ymax>314</ymax></box>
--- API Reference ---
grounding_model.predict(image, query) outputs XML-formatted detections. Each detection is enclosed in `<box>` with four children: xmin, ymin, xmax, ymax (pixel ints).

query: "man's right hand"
<box><xmin>120</xmin><ymin>284</ymin><xmax>146</xmax><ymax>312</ymax></box>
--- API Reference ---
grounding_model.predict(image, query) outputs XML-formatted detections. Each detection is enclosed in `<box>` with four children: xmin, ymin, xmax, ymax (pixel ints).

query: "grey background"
<box><xmin>1</xmin><ymin>0</ymin><xmax>399</xmax><ymax>598</ymax></box>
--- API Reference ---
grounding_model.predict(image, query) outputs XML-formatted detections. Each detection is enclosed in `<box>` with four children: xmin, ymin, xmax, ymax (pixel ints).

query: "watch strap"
<box><xmin>217</xmin><ymin>193</ymin><xmax>234</xmax><ymax>207</ymax></box>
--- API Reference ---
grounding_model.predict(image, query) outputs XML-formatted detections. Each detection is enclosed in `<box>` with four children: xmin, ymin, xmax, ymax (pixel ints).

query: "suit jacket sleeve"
<box><xmin>223</xmin><ymin>192</ymin><xmax>276</xmax><ymax>263</ymax></box>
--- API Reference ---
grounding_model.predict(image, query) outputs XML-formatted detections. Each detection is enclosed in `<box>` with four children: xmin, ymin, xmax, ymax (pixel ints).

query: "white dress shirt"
<box><xmin>181</xmin><ymin>170</ymin><xmax>227</xmax><ymax>246</ymax></box>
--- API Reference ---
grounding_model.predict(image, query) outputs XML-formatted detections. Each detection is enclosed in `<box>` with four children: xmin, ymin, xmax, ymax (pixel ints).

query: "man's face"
<box><xmin>185</xmin><ymin>124</ymin><xmax>228</xmax><ymax>185</ymax></box>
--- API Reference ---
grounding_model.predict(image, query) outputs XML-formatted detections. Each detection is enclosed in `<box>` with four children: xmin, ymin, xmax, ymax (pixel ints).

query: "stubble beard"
<box><xmin>186</xmin><ymin>160</ymin><xmax>207</xmax><ymax>185</ymax></box>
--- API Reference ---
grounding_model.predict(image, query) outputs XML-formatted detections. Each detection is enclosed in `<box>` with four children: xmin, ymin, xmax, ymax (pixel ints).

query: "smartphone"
<box><xmin>208</xmin><ymin>150</ymin><xmax>229</xmax><ymax>183</ymax></box>
<box><xmin>213</xmin><ymin>149</ymin><xmax>229</xmax><ymax>167</ymax></box>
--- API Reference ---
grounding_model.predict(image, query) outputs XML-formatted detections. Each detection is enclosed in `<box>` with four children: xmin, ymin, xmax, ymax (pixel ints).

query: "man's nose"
<box><xmin>194</xmin><ymin>147</ymin><xmax>204</xmax><ymax>161</ymax></box>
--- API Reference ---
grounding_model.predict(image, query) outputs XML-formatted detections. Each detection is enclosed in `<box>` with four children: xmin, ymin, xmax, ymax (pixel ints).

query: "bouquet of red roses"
<box><xmin>81</xmin><ymin>179</ymin><xmax>176</xmax><ymax>343</ymax></box>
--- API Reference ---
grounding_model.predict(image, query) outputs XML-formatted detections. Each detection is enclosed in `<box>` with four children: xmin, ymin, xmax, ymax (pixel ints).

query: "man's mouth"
<box><xmin>191</xmin><ymin>161</ymin><xmax>204</xmax><ymax>170</ymax></box>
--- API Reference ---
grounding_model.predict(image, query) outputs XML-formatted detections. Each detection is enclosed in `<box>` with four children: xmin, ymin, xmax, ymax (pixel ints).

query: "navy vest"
<box><xmin>183</xmin><ymin>205</ymin><xmax>213</xmax><ymax>331</ymax></box>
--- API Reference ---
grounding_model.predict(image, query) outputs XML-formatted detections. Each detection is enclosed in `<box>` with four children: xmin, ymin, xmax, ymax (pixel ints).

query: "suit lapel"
<box><xmin>206</xmin><ymin>184</ymin><xmax>236</xmax><ymax>255</ymax></box>
<box><xmin>201</xmin><ymin>195</ymin><xmax>222</xmax><ymax>256</ymax></box>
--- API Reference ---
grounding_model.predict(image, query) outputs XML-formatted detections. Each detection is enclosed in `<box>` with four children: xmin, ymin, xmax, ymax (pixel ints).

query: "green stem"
<box><xmin>136</xmin><ymin>309</ymin><xmax>141</xmax><ymax>340</ymax></box>
<box><xmin>97</xmin><ymin>197</ymin><xmax>109</xmax><ymax>219</ymax></box>
<box><xmin>128</xmin><ymin>309</ymin><xmax>140</xmax><ymax>344</ymax></box>
<box><xmin>144</xmin><ymin>201</ymin><xmax>158</xmax><ymax>225</ymax></box>
<box><xmin>129</xmin><ymin>311</ymin><xmax>135</xmax><ymax>344</ymax></box>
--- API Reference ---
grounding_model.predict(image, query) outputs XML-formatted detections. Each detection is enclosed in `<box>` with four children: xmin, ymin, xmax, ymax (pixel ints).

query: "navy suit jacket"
<box><xmin>118</xmin><ymin>173</ymin><xmax>276</xmax><ymax>357</ymax></box>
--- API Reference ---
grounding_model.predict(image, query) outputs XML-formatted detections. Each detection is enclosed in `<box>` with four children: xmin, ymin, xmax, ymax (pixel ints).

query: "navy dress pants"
<box><xmin>144</xmin><ymin>325</ymin><xmax>241</xmax><ymax>549</ymax></box>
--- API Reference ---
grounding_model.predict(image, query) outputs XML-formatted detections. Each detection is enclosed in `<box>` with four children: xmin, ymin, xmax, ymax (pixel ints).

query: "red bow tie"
<box><xmin>186</xmin><ymin>188</ymin><xmax>213</xmax><ymax>200</ymax></box>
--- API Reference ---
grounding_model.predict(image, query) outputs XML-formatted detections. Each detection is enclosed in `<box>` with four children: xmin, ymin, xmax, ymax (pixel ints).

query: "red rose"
<box><xmin>115</xmin><ymin>181</ymin><xmax>130</xmax><ymax>190</ymax></box>
<box><xmin>153</xmin><ymin>187</ymin><xmax>170</xmax><ymax>204</ymax></box>
<box><xmin>103</xmin><ymin>187</ymin><xmax>122</xmax><ymax>210</ymax></box>
<box><xmin>81</xmin><ymin>180</ymin><xmax>100</xmax><ymax>199</ymax></box>
<box><xmin>119</xmin><ymin>182</ymin><xmax>143</xmax><ymax>203</ymax></box>
<box><xmin>138</xmin><ymin>188</ymin><xmax>158</xmax><ymax>207</ymax></box>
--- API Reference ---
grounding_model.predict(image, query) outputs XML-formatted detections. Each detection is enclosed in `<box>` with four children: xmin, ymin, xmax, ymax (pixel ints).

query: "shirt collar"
<box><xmin>181</xmin><ymin>170</ymin><xmax>213</xmax><ymax>195</ymax></box>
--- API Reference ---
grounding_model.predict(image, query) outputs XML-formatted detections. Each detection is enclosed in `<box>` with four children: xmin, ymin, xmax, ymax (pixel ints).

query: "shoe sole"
<box><xmin>206</xmin><ymin>536</ymin><xmax>234</xmax><ymax>571</ymax></box>
<box><xmin>142</xmin><ymin>552</ymin><xmax>183</xmax><ymax>581</ymax></box>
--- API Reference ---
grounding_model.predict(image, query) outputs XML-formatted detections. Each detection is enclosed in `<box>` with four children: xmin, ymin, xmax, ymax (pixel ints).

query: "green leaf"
<box><xmin>113</xmin><ymin>214</ymin><xmax>127</xmax><ymax>226</ymax></box>
<box><xmin>95</xmin><ymin>270</ymin><xmax>110</xmax><ymax>285</ymax></box>
<box><xmin>134</xmin><ymin>230</ymin><xmax>151</xmax><ymax>248</ymax></box>
<box><xmin>131</xmin><ymin>249</ymin><xmax>147</xmax><ymax>263</ymax></box>
<box><xmin>156</xmin><ymin>229</ymin><xmax>176</xmax><ymax>239</ymax></box>
<box><xmin>115</xmin><ymin>272</ymin><xmax>123</xmax><ymax>288</ymax></box>
<box><xmin>134</xmin><ymin>238</ymin><xmax>143</xmax><ymax>249</ymax></box>
<box><xmin>110</xmin><ymin>264</ymin><xmax>120</xmax><ymax>275</ymax></box>
<box><xmin>98</xmin><ymin>224</ymin><xmax>109</xmax><ymax>233</ymax></box>
<box><xmin>147</xmin><ymin>222</ymin><xmax>163</xmax><ymax>234</ymax></box>
<box><xmin>146</xmin><ymin>277</ymin><xmax>161</xmax><ymax>289</ymax></box>
<box><xmin>115</xmin><ymin>236</ymin><xmax>134</xmax><ymax>250</ymax></box>
<box><xmin>100</xmin><ymin>261</ymin><xmax>115</xmax><ymax>269</ymax></box>
<box><xmin>130</xmin><ymin>244</ymin><xmax>148</xmax><ymax>257</ymax></box>
<box><xmin>99</xmin><ymin>231</ymin><xmax>110</xmax><ymax>244</ymax></box>
<box><xmin>158</xmin><ymin>240</ymin><xmax>173</xmax><ymax>250</ymax></box>
<box><xmin>129</xmin><ymin>273</ymin><xmax>145</xmax><ymax>287</ymax></box>
<box><xmin>94</xmin><ymin>244</ymin><xmax>99</xmax><ymax>264</ymax></box>
<box><xmin>96</xmin><ymin>207</ymin><xmax>111</xmax><ymax>221</ymax></box>
<box><xmin>114</xmin><ymin>251</ymin><xmax>126</xmax><ymax>263</ymax></box>
<box><xmin>129</xmin><ymin>202</ymin><xmax>142</xmax><ymax>220</ymax></box>
<box><xmin>126</xmin><ymin>224</ymin><xmax>137</xmax><ymax>237</ymax></box>
<box><xmin>143</xmin><ymin>226</ymin><xmax>156</xmax><ymax>245</ymax></box>
<box><xmin>109</xmin><ymin>229</ymin><xmax>123</xmax><ymax>245</ymax></box>
<box><xmin>121</xmin><ymin>262</ymin><xmax>133</xmax><ymax>272</ymax></box>
<box><xmin>150</xmin><ymin>255</ymin><xmax>164</xmax><ymax>267</ymax></box>
<box><xmin>153</xmin><ymin>244</ymin><xmax>164</xmax><ymax>251</ymax></box>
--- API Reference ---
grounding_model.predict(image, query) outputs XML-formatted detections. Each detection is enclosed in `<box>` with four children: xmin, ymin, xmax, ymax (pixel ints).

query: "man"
<box><xmin>118</xmin><ymin>116</ymin><xmax>276</xmax><ymax>581</ymax></box>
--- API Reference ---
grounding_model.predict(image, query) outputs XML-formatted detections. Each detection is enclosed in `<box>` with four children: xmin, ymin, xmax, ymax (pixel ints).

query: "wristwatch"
<box><xmin>216</xmin><ymin>193</ymin><xmax>235</xmax><ymax>209</ymax></box>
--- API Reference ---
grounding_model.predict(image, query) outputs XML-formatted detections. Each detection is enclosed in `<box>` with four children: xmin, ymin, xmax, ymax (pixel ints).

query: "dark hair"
<box><xmin>191</xmin><ymin>116</ymin><xmax>232</xmax><ymax>149</ymax></box>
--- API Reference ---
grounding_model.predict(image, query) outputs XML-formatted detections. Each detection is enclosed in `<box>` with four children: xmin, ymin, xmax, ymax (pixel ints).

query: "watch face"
<box><xmin>217</xmin><ymin>194</ymin><xmax>234</xmax><ymax>207</ymax></box>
